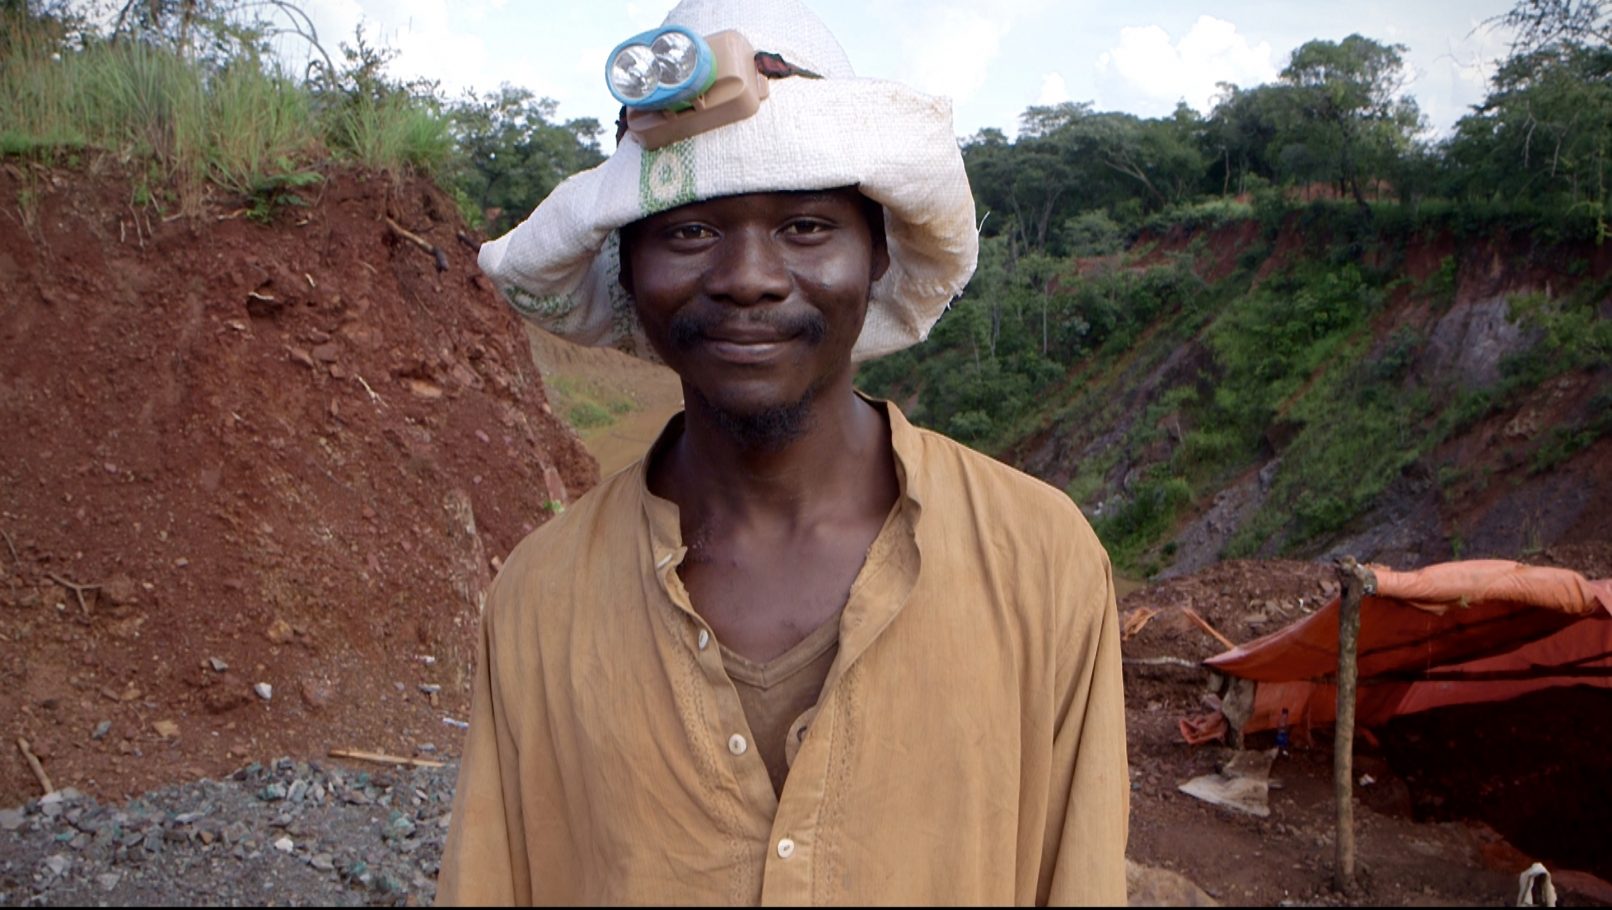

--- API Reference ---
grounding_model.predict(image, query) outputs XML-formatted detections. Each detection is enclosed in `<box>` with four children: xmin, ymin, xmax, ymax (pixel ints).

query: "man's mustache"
<box><xmin>669</xmin><ymin>308</ymin><xmax>828</xmax><ymax>350</ymax></box>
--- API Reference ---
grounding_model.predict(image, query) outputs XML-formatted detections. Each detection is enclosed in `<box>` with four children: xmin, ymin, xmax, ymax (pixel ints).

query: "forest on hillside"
<box><xmin>853</xmin><ymin>1</ymin><xmax>1612</xmax><ymax>572</ymax></box>
<box><xmin>5</xmin><ymin>0</ymin><xmax>1610</xmax><ymax>574</ymax></box>
<box><xmin>862</xmin><ymin>3</ymin><xmax>1610</xmax><ymax>448</ymax></box>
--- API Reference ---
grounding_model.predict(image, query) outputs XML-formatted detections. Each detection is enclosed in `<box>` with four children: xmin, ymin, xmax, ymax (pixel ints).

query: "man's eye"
<box><xmin>667</xmin><ymin>224</ymin><xmax>715</xmax><ymax>241</ymax></box>
<box><xmin>783</xmin><ymin>219</ymin><xmax>831</xmax><ymax>236</ymax></box>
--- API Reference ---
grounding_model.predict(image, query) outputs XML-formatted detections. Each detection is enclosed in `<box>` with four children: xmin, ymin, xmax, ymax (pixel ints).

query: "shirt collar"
<box><xmin>635</xmin><ymin>394</ymin><xmax>925</xmax><ymax>543</ymax></box>
<box><xmin>633</xmin><ymin>395</ymin><xmax>926</xmax><ymax>665</ymax></box>
<box><xmin>875</xmin><ymin>393</ymin><xmax>927</xmax><ymax>518</ymax></box>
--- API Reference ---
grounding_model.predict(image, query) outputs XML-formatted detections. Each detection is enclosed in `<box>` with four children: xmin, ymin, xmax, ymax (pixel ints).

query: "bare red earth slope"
<box><xmin>0</xmin><ymin>165</ymin><xmax>597</xmax><ymax>805</ymax></box>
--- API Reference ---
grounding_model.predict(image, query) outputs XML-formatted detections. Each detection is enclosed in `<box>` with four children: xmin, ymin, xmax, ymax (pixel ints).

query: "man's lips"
<box><xmin>670</xmin><ymin>307</ymin><xmax>828</xmax><ymax>354</ymax></box>
<box><xmin>702</xmin><ymin>325</ymin><xmax>797</xmax><ymax>345</ymax></box>
<box><xmin>701</xmin><ymin>332</ymin><xmax>798</xmax><ymax>364</ymax></box>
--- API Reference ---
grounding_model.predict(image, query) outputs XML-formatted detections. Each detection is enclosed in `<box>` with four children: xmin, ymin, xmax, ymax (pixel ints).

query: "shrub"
<box><xmin>1093</xmin><ymin>471</ymin><xmax>1193</xmax><ymax>573</ymax></box>
<box><xmin>1061</xmin><ymin>210</ymin><xmax>1124</xmax><ymax>257</ymax></box>
<box><xmin>567</xmin><ymin>401</ymin><xmax>613</xmax><ymax>430</ymax></box>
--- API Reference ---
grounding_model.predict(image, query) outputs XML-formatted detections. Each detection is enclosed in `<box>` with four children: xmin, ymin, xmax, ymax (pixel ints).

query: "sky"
<box><xmin>278</xmin><ymin>0</ymin><xmax>1518</xmax><ymax>142</ymax></box>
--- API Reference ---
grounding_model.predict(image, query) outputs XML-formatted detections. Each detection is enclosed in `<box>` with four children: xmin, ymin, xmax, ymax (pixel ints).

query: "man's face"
<box><xmin>621</xmin><ymin>188</ymin><xmax>889</xmax><ymax>426</ymax></box>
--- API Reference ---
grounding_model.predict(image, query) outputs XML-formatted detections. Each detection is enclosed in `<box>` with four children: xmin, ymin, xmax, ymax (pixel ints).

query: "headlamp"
<box><xmin>607</xmin><ymin>26</ymin><xmax>715</xmax><ymax>110</ymax></box>
<box><xmin>605</xmin><ymin>27</ymin><xmax>770</xmax><ymax>150</ymax></box>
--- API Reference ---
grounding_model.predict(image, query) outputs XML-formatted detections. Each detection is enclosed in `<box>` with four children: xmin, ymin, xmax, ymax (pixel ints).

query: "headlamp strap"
<box><xmin>754</xmin><ymin>52</ymin><xmax>822</xmax><ymax>80</ymax></box>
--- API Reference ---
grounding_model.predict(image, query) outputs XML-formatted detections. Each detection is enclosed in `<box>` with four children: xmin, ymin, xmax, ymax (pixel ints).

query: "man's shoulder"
<box><xmin>904</xmin><ymin>424</ymin><xmax>1113</xmax><ymax>626</ymax></box>
<box><xmin>903</xmin><ymin>423</ymin><xmax>1110</xmax><ymax>581</ymax></box>
<box><xmin>489</xmin><ymin>468</ymin><xmax>642</xmax><ymax>603</ymax></box>
<box><xmin>905</xmin><ymin>424</ymin><xmax>1087</xmax><ymax>528</ymax></box>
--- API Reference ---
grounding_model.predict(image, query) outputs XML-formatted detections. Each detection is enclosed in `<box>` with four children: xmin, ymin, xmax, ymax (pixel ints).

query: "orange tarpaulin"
<box><xmin>1191</xmin><ymin>560</ymin><xmax>1612</xmax><ymax>739</ymax></box>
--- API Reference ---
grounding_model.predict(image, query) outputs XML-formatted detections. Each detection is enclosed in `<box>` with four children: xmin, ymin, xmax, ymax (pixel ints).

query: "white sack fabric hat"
<box><xmin>475</xmin><ymin>0</ymin><xmax>979</xmax><ymax>362</ymax></box>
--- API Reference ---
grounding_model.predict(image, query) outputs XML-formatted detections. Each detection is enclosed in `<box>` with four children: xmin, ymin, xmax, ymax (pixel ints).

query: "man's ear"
<box><xmin>867</xmin><ymin>205</ymin><xmax>891</xmax><ymax>285</ymax></box>
<box><xmin>869</xmin><ymin>237</ymin><xmax>890</xmax><ymax>285</ymax></box>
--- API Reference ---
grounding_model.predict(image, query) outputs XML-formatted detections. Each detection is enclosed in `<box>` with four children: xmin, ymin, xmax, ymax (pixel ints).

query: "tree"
<box><xmin>1076</xmin><ymin>105</ymin><xmax>1207</xmax><ymax>208</ymax></box>
<box><xmin>965</xmin><ymin>117</ymin><xmax>1081</xmax><ymax>255</ymax></box>
<box><xmin>964</xmin><ymin>100</ymin><xmax>1206</xmax><ymax>258</ymax></box>
<box><xmin>1275</xmin><ymin>35</ymin><xmax>1423</xmax><ymax>209</ymax></box>
<box><xmin>1205</xmin><ymin>82</ymin><xmax>1286</xmax><ymax>195</ymax></box>
<box><xmin>1445</xmin><ymin>43</ymin><xmax>1612</xmax><ymax>236</ymax></box>
<box><xmin>1490</xmin><ymin>0</ymin><xmax>1611</xmax><ymax>57</ymax></box>
<box><xmin>448</xmin><ymin>86</ymin><xmax>604</xmax><ymax>234</ymax></box>
<box><xmin>1017</xmin><ymin>101</ymin><xmax>1089</xmax><ymax>139</ymax></box>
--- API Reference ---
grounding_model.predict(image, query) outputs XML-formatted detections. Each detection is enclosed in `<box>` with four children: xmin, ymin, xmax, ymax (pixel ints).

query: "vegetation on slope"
<box><xmin>861</xmin><ymin>1</ymin><xmax>1612</xmax><ymax>573</ymax></box>
<box><xmin>0</xmin><ymin>1</ymin><xmax>603</xmax><ymax>227</ymax></box>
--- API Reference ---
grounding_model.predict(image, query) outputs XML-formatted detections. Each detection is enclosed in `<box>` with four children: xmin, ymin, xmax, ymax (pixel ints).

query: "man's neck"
<box><xmin>650</xmin><ymin>379</ymin><xmax>897</xmax><ymax>532</ymax></box>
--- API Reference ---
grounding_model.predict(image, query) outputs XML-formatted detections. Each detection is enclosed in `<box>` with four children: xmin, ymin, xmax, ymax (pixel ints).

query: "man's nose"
<box><xmin>703</xmin><ymin>227</ymin><xmax>791</xmax><ymax>307</ymax></box>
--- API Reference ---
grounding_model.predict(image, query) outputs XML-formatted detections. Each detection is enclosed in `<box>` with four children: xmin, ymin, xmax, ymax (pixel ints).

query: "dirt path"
<box><xmin>523</xmin><ymin>328</ymin><xmax>683</xmax><ymax>478</ymax></box>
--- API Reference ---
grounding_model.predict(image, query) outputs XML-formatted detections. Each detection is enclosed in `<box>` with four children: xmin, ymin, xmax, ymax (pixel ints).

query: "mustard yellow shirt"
<box><xmin>437</xmin><ymin>401</ymin><xmax>1129</xmax><ymax>905</ymax></box>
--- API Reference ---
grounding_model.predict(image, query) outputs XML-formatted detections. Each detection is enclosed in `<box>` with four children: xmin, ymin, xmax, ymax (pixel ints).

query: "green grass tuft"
<box><xmin>0</xmin><ymin>9</ymin><xmax>453</xmax><ymax>211</ymax></box>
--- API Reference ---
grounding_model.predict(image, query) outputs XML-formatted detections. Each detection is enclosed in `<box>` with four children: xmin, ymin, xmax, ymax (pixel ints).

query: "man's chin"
<box><xmin>690</xmin><ymin>385</ymin><xmax>817</xmax><ymax>451</ymax></box>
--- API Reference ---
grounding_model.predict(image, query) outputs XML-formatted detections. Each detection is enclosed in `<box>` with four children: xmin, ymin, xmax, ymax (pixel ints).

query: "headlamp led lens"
<box><xmin>605</xmin><ymin>26</ymin><xmax>716</xmax><ymax>110</ymax></box>
<box><xmin>650</xmin><ymin>31</ymin><xmax>698</xmax><ymax>85</ymax></box>
<box><xmin>610</xmin><ymin>45</ymin><xmax>659</xmax><ymax>102</ymax></box>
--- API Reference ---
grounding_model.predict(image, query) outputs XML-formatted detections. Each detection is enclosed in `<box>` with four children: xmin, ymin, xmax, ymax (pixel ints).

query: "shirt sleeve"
<box><xmin>436</xmin><ymin>588</ymin><xmax>533</xmax><ymax>905</ymax></box>
<box><xmin>1039</xmin><ymin>549</ymin><xmax>1130</xmax><ymax>905</ymax></box>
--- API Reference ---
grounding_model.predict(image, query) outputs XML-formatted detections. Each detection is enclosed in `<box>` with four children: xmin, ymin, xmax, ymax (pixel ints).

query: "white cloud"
<box><xmin>1037</xmin><ymin>72</ymin><xmax>1069</xmax><ymax>106</ymax></box>
<box><xmin>363</xmin><ymin>0</ymin><xmax>501</xmax><ymax>94</ymax></box>
<box><xmin>1094</xmin><ymin>15</ymin><xmax>1278</xmax><ymax>116</ymax></box>
<box><xmin>855</xmin><ymin>0</ymin><xmax>1052</xmax><ymax>105</ymax></box>
<box><xmin>899</xmin><ymin>5</ymin><xmax>1011</xmax><ymax>105</ymax></box>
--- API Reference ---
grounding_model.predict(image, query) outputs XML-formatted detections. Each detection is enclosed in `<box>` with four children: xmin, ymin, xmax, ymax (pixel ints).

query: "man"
<box><xmin>438</xmin><ymin>0</ymin><xmax>1128</xmax><ymax>903</ymax></box>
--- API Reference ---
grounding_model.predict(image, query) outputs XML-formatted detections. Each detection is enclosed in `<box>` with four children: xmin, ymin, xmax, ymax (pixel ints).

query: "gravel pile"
<box><xmin>0</xmin><ymin>758</ymin><xmax>458</xmax><ymax>907</ymax></box>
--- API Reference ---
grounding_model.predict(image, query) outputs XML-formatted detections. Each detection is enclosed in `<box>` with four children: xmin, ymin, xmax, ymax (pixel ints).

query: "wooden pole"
<box><xmin>328</xmin><ymin>748</ymin><xmax>446</xmax><ymax>769</ymax></box>
<box><xmin>1180</xmin><ymin>607</ymin><xmax>1237</xmax><ymax>651</ymax></box>
<box><xmin>1333</xmin><ymin>556</ymin><xmax>1376</xmax><ymax>895</ymax></box>
<box><xmin>16</xmin><ymin>737</ymin><xmax>53</xmax><ymax>796</ymax></box>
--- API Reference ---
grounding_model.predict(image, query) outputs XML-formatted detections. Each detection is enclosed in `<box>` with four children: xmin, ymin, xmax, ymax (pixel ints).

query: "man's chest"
<box><xmin>521</xmin><ymin>552</ymin><xmax>1052</xmax><ymax>904</ymax></box>
<box><xmin>677</xmin><ymin>533</ymin><xmax>869</xmax><ymax>662</ymax></box>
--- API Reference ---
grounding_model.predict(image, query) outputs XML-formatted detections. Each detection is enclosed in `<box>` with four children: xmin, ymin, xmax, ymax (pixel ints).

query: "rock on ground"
<box><xmin>0</xmin><ymin>758</ymin><xmax>455</xmax><ymax>907</ymax></box>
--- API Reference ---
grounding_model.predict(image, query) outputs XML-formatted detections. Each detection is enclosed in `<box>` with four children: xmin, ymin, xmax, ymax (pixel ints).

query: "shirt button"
<box><xmin>777</xmin><ymin>837</ymin><xmax>796</xmax><ymax>859</ymax></box>
<box><xmin>728</xmin><ymin>733</ymin><xmax>748</xmax><ymax>756</ymax></box>
<box><xmin>697</xmin><ymin>629</ymin><xmax>710</xmax><ymax>650</ymax></box>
